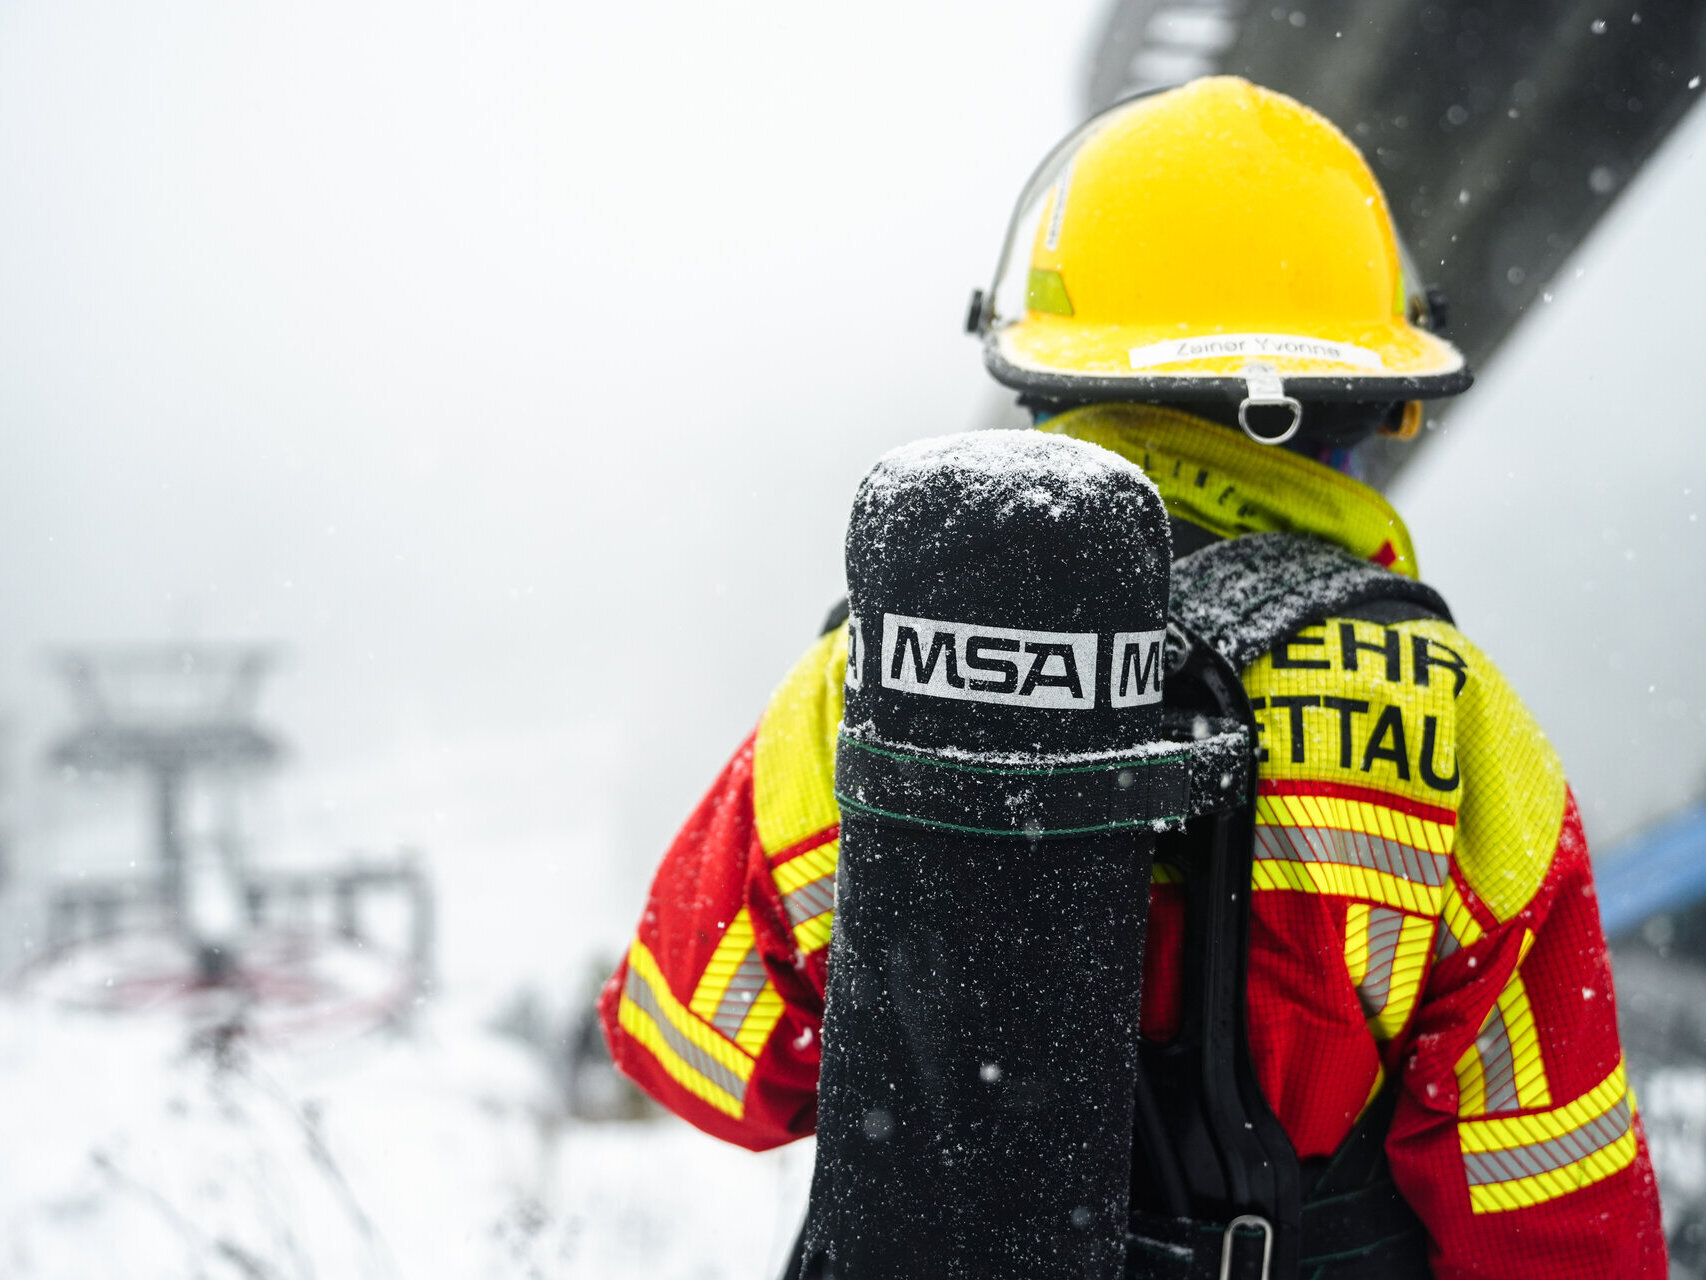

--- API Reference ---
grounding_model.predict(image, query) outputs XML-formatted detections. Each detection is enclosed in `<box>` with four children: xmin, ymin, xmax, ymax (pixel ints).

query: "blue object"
<box><xmin>1596</xmin><ymin>801</ymin><xmax>1706</xmax><ymax>938</ymax></box>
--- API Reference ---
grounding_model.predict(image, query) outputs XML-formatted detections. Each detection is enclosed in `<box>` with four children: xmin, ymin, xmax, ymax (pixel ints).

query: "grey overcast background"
<box><xmin>1</xmin><ymin>0</ymin><xmax>1702</xmax><ymax>1002</ymax></box>
<box><xmin>0</xmin><ymin>0</ymin><xmax>1104</xmax><ymax>996</ymax></box>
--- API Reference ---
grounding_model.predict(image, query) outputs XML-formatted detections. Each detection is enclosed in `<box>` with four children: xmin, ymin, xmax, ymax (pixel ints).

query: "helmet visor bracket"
<box><xmin>978</xmin><ymin>89</ymin><xmax>1167</xmax><ymax>340</ymax></box>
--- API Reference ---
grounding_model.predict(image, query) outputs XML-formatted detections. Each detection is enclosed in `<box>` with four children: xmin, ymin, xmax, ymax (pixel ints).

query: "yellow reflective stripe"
<box><xmin>1369</xmin><ymin>912</ymin><xmax>1433</xmax><ymax>1041</ymax></box>
<box><xmin>1358</xmin><ymin>1063</ymin><xmax>1387</xmax><ymax>1122</ymax></box>
<box><xmin>794</xmin><ymin>911</ymin><xmax>834</xmax><ymax>954</ymax></box>
<box><xmin>1441</xmin><ymin>878</ymin><xmax>1484</xmax><ymax>949</ymax></box>
<box><xmin>1456</xmin><ymin>1042</ymin><xmax>1488</xmax><ymax>1116</ymax></box>
<box><xmin>774</xmin><ymin>839</ymin><xmax>839</xmax><ymax>893</ymax></box>
<box><xmin>1460</xmin><ymin>1059</ymin><xmax>1627</xmax><ymax>1154</ymax></box>
<box><xmin>618</xmin><ymin>995</ymin><xmax>744</xmax><ymax>1118</ymax></box>
<box><xmin>772</xmin><ymin>840</ymin><xmax>839</xmax><ymax>956</ymax></box>
<box><xmin>1346</xmin><ymin>902</ymin><xmax>1432</xmax><ymax>1042</ymax></box>
<box><xmin>1454</xmin><ymin>930</ymin><xmax>1550</xmax><ymax>1116</ymax></box>
<box><xmin>649</xmin><ymin>914</ymin><xmax>787</xmax><ymax>1065</ymax></box>
<box><xmin>1251</xmin><ymin>857</ymin><xmax>1445</xmax><ymax>916</ymax></box>
<box><xmin>689</xmin><ymin>908</ymin><xmax>756</xmax><ymax>1021</ymax></box>
<box><xmin>1152</xmin><ymin>862</ymin><xmax>1183</xmax><ymax>885</ymax></box>
<box><xmin>625</xmin><ymin>941</ymin><xmax>755</xmax><ymax>1083</ymax></box>
<box><xmin>1344</xmin><ymin>902</ymin><xmax>1371</xmax><ymax>988</ymax></box>
<box><xmin>734</xmin><ymin>982</ymin><xmax>787</xmax><ymax>1057</ymax></box>
<box><xmin>1467</xmin><ymin>1129</ymin><xmax>1637</xmax><ymax>1213</ymax></box>
<box><xmin>1257</xmin><ymin>792</ymin><xmax>1455</xmax><ymax>857</ymax></box>
<box><xmin>1459</xmin><ymin>1058</ymin><xmax>1635</xmax><ymax>1213</ymax></box>
<box><xmin>1499</xmin><ymin>970</ymin><xmax>1552</xmax><ymax>1110</ymax></box>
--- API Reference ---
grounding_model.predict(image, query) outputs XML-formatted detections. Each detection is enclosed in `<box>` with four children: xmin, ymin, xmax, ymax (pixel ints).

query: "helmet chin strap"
<box><xmin>1236</xmin><ymin>362</ymin><xmax>1303</xmax><ymax>445</ymax></box>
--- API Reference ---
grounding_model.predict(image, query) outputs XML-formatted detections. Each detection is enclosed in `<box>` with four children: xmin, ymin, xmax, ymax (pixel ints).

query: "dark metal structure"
<box><xmin>242</xmin><ymin>857</ymin><xmax>436</xmax><ymax>986</ymax></box>
<box><xmin>40</xmin><ymin>645</ymin><xmax>438</xmax><ymax>1019</ymax></box>
<box><xmin>48</xmin><ymin>645</ymin><xmax>282</xmax><ymax>928</ymax></box>
<box><xmin>1085</xmin><ymin>0</ymin><xmax>1706</xmax><ymax>486</ymax></box>
<box><xmin>44</xmin><ymin>853</ymin><xmax>435</xmax><ymax>977</ymax></box>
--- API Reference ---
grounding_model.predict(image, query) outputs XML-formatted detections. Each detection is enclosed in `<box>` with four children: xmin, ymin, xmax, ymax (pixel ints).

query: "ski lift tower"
<box><xmin>47</xmin><ymin>645</ymin><xmax>283</xmax><ymax>931</ymax></box>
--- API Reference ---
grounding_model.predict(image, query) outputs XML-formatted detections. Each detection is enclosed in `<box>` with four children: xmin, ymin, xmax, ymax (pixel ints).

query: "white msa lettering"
<box><xmin>1110</xmin><ymin>630</ymin><xmax>1166</xmax><ymax>708</ymax></box>
<box><xmin>881</xmin><ymin>614</ymin><xmax>1097</xmax><ymax>710</ymax></box>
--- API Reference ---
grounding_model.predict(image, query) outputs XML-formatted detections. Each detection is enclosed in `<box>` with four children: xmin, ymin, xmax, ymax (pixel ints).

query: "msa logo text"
<box><xmin>883</xmin><ymin>614</ymin><xmax>1094</xmax><ymax>709</ymax></box>
<box><xmin>875</xmin><ymin>614</ymin><xmax>1165</xmax><ymax>711</ymax></box>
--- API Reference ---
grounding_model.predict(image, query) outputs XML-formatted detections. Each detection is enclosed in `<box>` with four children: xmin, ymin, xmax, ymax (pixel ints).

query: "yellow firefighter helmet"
<box><xmin>971</xmin><ymin>77</ymin><xmax>1469</xmax><ymax>437</ymax></box>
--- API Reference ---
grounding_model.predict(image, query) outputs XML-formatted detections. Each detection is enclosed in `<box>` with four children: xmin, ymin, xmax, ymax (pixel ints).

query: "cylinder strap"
<box><xmin>834</xmin><ymin>715</ymin><xmax>1249</xmax><ymax>839</ymax></box>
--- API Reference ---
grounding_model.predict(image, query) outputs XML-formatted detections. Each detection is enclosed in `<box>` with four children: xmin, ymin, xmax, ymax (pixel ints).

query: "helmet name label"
<box><xmin>1127</xmin><ymin>334</ymin><xmax>1385</xmax><ymax>371</ymax></box>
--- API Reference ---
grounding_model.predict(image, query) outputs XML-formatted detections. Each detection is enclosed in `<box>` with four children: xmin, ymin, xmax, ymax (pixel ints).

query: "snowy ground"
<box><xmin>1642</xmin><ymin>1066</ymin><xmax>1706</xmax><ymax>1277</ymax></box>
<box><xmin>4</xmin><ymin>938</ymin><xmax>1704</xmax><ymax>1276</ymax></box>
<box><xmin>0</xmin><ymin>986</ymin><xmax>812</xmax><ymax>1280</ymax></box>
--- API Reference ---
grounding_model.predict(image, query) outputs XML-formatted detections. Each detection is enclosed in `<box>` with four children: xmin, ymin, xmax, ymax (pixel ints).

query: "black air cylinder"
<box><xmin>799</xmin><ymin>431</ymin><xmax>1176</xmax><ymax>1280</ymax></box>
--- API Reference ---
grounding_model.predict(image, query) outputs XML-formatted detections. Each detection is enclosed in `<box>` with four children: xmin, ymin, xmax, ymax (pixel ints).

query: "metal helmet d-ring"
<box><xmin>1236</xmin><ymin>362</ymin><xmax>1302</xmax><ymax>445</ymax></box>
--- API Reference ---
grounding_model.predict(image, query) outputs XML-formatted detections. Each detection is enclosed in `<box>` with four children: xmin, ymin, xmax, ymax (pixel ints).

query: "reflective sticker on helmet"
<box><xmin>1044</xmin><ymin>160</ymin><xmax>1074</xmax><ymax>252</ymax></box>
<box><xmin>1127</xmin><ymin>334</ymin><xmax>1385</xmax><ymax>371</ymax></box>
<box><xmin>1027</xmin><ymin>268</ymin><xmax>1074</xmax><ymax>317</ymax></box>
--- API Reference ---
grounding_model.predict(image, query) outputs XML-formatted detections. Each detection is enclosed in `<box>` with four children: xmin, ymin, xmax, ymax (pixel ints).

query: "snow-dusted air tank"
<box><xmin>797</xmin><ymin>432</ymin><xmax>1178</xmax><ymax>1279</ymax></box>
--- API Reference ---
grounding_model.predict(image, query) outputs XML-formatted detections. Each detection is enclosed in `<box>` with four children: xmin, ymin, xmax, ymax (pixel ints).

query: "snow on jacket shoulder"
<box><xmin>601</xmin><ymin>613</ymin><xmax>1667</xmax><ymax>1278</ymax></box>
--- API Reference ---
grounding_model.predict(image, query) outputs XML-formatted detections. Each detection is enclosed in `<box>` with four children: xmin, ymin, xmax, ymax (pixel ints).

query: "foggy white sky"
<box><xmin>1</xmin><ymin>2</ymin><xmax>1701</xmax><ymax>994</ymax></box>
<box><xmin>1394</xmin><ymin>95</ymin><xmax>1706</xmax><ymax>847</ymax></box>
<box><xmin>0</xmin><ymin>1</ymin><xmax>1104</xmax><ymax>982</ymax></box>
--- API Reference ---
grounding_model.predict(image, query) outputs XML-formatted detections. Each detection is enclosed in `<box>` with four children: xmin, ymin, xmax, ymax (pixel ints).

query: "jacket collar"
<box><xmin>1038</xmin><ymin>403</ymin><xmax>1420</xmax><ymax>579</ymax></box>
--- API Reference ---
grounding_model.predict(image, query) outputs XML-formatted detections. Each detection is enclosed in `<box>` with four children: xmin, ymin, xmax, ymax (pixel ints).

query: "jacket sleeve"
<box><xmin>1385</xmin><ymin>623</ymin><xmax>1666</xmax><ymax>1279</ymax></box>
<box><xmin>599</xmin><ymin>629</ymin><xmax>846</xmax><ymax>1151</ymax></box>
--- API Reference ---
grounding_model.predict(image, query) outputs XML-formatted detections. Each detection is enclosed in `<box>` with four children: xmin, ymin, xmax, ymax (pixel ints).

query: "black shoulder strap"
<box><xmin>1169</xmin><ymin>533</ymin><xmax>1452</xmax><ymax>672</ymax></box>
<box><xmin>1130</xmin><ymin>533</ymin><xmax>1444</xmax><ymax>1279</ymax></box>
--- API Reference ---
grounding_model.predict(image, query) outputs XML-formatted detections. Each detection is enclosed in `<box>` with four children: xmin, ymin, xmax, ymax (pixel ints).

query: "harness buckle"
<box><xmin>1218</xmin><ymin>1214</ymin><xmax>1274</xmax><ymax>1280</ymax></box>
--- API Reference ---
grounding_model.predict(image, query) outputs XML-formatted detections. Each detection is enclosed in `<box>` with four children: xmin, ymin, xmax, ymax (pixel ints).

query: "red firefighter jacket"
<box><xmin>601</xmin><ymin>405</ymin><xmax>1667</xmax><ymax>1279</ymax></box>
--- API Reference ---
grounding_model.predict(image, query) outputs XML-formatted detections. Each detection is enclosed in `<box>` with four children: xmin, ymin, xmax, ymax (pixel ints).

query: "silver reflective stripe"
<box><xmin>624</xmin><ymin>966</ymin><xmax>749</xmax><ymax>1103</ymax></box>
<box><xmin>1357</xmin><ymin>907</ymin><xmax>1405</xmax><ymax>1018</ymax></box>
<box><xmin>1476</xmin><ymin>1005</ymin><xmax>1520</xmax><ymax>1114</ymax></box>
<box><xmin>709</xmin><ymin>948</ymin><xmax>768</xmax><ymax>1038</ymax></box>
<box><xmin>1256</xmin><ymin>824</ymin><xmax>1449</xmax><ymax>888</ymax></box>
<box><xmin>784</xmin><ymin>874</ymin><xmax>836</xmax><ymax>927</ymax></box>
<box><xmin>1463</xmin><ymin>1097</ymin><xmax>1633</xmax><ymax>1185</ymax></box>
